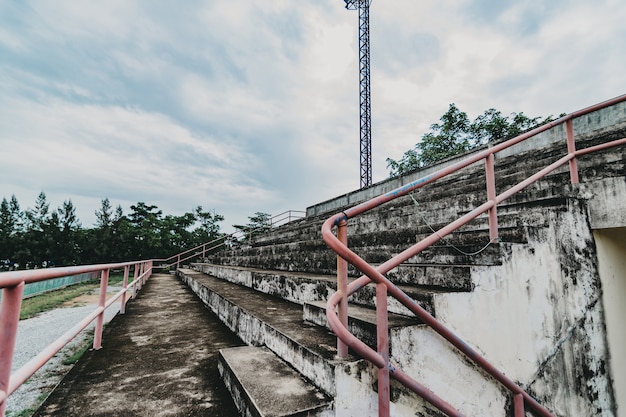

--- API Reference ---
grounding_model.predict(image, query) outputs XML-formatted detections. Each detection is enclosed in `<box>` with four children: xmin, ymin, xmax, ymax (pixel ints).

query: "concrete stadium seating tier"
<box><xmin>178</xmin><ymin>102</ymin><xmax>626</xmax><ymax>416</ymax></box>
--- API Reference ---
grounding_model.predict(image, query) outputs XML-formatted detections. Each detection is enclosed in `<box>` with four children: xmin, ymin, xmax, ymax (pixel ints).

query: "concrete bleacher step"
<box><xmin>177</xmin><ymin>268</ymin><xmax>347</xmax><ymax>397</ymax></box>
<box><xmin>303</xmin><ymin>301</ymin><xmax>422</xmax><ymax>352</ymax></box>
<box><xmin>218</xmin><ymin>346</ymin><xmax>333</xmax><ymax>417</ymax></box>
<box><xmin>191</xmin><ymin>263</ymin><xmax>444</xmax><ymax>317</ymax></box>
<box><xmin>384</xmin><ymin>264</ymin><xmax>473</xmax><ymax>291</ymax></box>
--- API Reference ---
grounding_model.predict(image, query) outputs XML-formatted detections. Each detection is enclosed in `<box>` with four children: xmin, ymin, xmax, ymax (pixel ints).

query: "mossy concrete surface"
<box><xmin>32</xmin><ymin>273</ymin><xmax>245</xmax><ymax>417</ymax></box>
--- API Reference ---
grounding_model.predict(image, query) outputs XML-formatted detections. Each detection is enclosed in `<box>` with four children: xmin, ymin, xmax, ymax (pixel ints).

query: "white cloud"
<box><xmin>1</xmin><ymin>0</ymin><xmax>625</xmax><ymax>233</ymax></box>
<box><xmin>0</xmin><ymin>93</ymin><xmax>271</xmax><ymax>227</ymax></box>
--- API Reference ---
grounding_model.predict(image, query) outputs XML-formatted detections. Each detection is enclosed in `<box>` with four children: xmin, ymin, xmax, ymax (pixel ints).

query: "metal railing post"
<box><xmin>566</xmin><ymin>119</ymin><xmax>579</xmax><ymax>184</ymax></box>
<box><xmin>376</xmin><ymin>283</ymin><xmax>390</xmax><ymax>417</ymax></box>
<box><xmin>120</xmin><ymin>265</ymin><xmax>129</xmax><ymax>314</ymax></box>
<box><xmin>514</xmin><ymin>393</ymin><xmax>525</xmax><ymax>417</ymax></box>
<box><xmin>93</xmin><ymin>269</ymin><xmax>109</xmax><ymax>350</ymax></box>
<box><xmin>0</xmin><ymin>282</ymin><xmax>24</xmax><ymax>416</ymax></box>
<box><xmin>132</xmin><ymin>263</ymin><xmax>139</xmax><ymax>299</ymax></box>
<box><xmin>142</xmin><ymin>262</ymin><xmax>147</xmax><ymax>285</ymax></box>
<box><xmin>485</xmin><ymin>153</ymin><xmax>499</xmax><ymax>241</ymax></box>
<box><xmin>337</xmin><ymin>219</ymin><xmax>349</xmax><ymax>358</ymax></box>
<box><xmin>138</xmin><ymin>263</ymin><xmax>144</xmax><ymax>290</ymax></box>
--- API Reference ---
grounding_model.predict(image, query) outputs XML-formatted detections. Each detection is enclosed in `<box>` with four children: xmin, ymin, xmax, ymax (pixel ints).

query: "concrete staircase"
<box><xmin>177</xmin><ymin>106</ymin><xmax>626</xmax><ymax>416</ymax></box>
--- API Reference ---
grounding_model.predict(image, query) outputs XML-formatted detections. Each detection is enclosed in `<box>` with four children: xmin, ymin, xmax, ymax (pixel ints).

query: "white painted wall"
<box><xmin>594</xmin><ymin>227</ymin><xmax>626</xmax><ymax>417</ymax></box>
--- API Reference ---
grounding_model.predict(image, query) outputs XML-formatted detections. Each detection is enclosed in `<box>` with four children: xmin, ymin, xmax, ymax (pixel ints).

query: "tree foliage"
<box><xmin>386</xmin><ymin>104</ymin><xmax>552</xmax><ymax>177</ymax></box>
<box><xmin>232</xmin><ymin>212</ymin><xmax>272</xmax><ymax>243</ymax></box>
<box><xmin>0</xmin><ymin>193</ymin><xmax>226</xmax><ymax>269</ymax></box>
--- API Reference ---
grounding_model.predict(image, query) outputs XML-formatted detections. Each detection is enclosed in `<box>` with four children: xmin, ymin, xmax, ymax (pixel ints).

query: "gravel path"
<box><xmin>5</xmin><ymin>291</ymin><xmax>121</xmax><ymax>416</ymax></box>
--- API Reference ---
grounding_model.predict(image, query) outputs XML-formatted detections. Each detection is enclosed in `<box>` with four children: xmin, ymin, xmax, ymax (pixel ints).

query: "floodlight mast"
<box><xmin>344</xmin><ymin>0</ymin><xmax>373</xmax><ymax>188</ymax></box>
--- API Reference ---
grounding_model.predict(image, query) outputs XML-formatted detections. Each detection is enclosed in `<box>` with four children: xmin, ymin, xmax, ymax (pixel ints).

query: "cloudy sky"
<box><xmin>1</xmin><ymin>0</ymin><xmax>625</xmax><ymax>233</ymax></box>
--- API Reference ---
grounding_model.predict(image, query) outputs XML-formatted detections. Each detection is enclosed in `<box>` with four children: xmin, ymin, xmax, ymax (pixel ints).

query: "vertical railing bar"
<box><xmin>485</xmin><ymin>152</ymin><xmax>499</xmax><ymax>241</ymax></box>
<box><xmin>132</xmin><ymin>263</ymin><xmax>139</xmax><ymax>299</ymax></box>
<box><xmin>120</xmin><ymin>265</ymin><xmax>129</xmax><ymax>314</ymax></box>
<box><xmin>337</xmin><ymin>219</ymin><xmax>349</xmax><ymax>358</ymax></box>
<box><xmin>138</xmin><ymin>263</ymin><xmax>144</xmax><ymax>290</ymax></box>
<box><xmin>514</xmin><ymin>394</ymin><xmax>522</xmax><ymax>416</ymax></box>
<box><xmin>376</xmin><ymin>283</ymin><xmax>390</xmax><ymax>417</ymax></box>
<box><xmin>0</xmin><ymin>283</ymin><xmax>24</xmax><ymax>417</ymax></box>
<box><xmin>566</xmin><ymin>119</ymin><xmax>579</xmax><ymax>184</ymax></box>
<box><xmin>93</xmin><ymin>269</ymin><xmax>109</xmax><ymax>350</ymax></box>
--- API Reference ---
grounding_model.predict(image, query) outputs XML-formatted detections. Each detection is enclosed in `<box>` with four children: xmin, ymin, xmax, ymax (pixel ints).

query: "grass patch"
<box><xmin>19</xmin><ymin>272</ymin><xmax>126</xmax><ymax>320</ymax></box>
<box><xmin>6</xmin><ymin>391</ymin><xmax>53</xmax><ymax>417</ymax></box>
<box><xmin>62</xmin><ymin>339</ymin><xmax>92</xmax><ymax>365</ymax></box>
<box><xmin>7</xmin><ymin>407</ymin><xmax>38</xmax><ymax>417</ymax></box>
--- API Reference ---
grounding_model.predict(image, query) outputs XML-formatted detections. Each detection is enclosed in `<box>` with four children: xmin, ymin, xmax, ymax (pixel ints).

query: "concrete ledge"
<box><xmin>303</xmin><ymin>301</ymin><xmax>421</xmax><ymax>352</ymax></box>
<box><xmin>177</xmin><ymin>269</ymin><xmax>344</xmax><ymax>396</ymax></box>
<box><xmin>218</xmin><ymin>346</ymin><xmax>333</xmax><ymax>417</ymax></box>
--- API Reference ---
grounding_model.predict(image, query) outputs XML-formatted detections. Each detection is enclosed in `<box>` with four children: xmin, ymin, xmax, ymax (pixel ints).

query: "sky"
<box><xmin>1</xmin><ymin>0</ymin><xmax>625</xmax><ymax>233</ymax></box>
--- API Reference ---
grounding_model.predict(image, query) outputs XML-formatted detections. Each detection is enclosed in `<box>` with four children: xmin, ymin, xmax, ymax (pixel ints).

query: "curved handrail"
<box><xmin>322</xmin><ymin>93</ymin><xmax>626</xmax><ymax>416</ymax></box>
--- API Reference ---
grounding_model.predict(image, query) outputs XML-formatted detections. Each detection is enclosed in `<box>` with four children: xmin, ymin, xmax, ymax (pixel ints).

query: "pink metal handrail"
<box><xmin>0</xmin><ymin>260</ymin><xmax>153</xmax><ymax>416</ymax></box>
<box><xmin>322</xmin><ymin>93</ymin><xmax>626</xmax><ymax>417</ymax></box>
<box><xmin>156</xmin><ymin>234</ymin><xmax>234</xmax><ymax>269</ymax></box>
<box><xmin>269</xmin><ymin>210</ymin><xmax>306</xmax><ymax>227</ymax></box>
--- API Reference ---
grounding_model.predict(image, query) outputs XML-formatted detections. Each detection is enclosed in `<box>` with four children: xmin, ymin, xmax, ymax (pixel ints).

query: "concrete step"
<box><xmin>303</xmin><ymin>301</ymin><xmax>422</xmax><ymax>352</ymax></box>
<box><xmin>403</xmin><ymin>242</ymin><xmax>515</xmax><ymax>266</ymax></box>
<box><xmin>212</xmin><ymin>211</ymin><xmax>540</xmax><ymax>278</ymax></box>
<box><xmin>251</xmin><ymin>217</ymin><xmax>326</xmax><ymax>247</ymax></box>
<box><xmin>177</xmin><ymin>268</ymin><xmax>348</xmax><ymax>397</ymax></box>
<box><xmin>385</xmin><ymin>264</ymin><xmax>473</xmax><ymax>291</ymax></box>
<box><xmin>218</xmin><ymin>346</ymin><xmax>333</xmax><ymax>417</ymax></box>
<box><xmin>189</xmin><ymin>264</ymin><xmax>439</xmax><ymax>317</ymax></box>
<box><xmin>212</xmin><ymin>241</ymin><xmax>337</xmax><ymax>274</ymax></box>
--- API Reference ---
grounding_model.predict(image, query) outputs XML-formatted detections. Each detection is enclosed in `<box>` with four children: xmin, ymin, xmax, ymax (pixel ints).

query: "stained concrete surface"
<box><xmin>32</xmin><ymin>273</ymin><xmax>244</xmax><ymax>417</ymax></box>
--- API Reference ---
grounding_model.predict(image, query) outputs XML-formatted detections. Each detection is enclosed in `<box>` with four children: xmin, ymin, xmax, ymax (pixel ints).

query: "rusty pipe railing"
<box><xmin>323</xmin><ymin>93</ymin><xmax>626</xmax><ymax>417</ymax></box>
<box><xmin>0</xmin><ymin>260</ymin><xmax>153</xmax><ymax>416</ymax></box>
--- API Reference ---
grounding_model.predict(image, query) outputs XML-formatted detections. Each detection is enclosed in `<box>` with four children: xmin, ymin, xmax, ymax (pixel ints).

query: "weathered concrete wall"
<box><xmin>582</xmin><ymin>177</ymin><xmax>626</xmax><ymax>229</ymax></box>
<box><xmin>332</xmin><ymin>199</ymin><xmax>620</xmax><ymax>416</ymax></box>
<box><xmin>594</xmin><ymin>228</ymin><xmax>626</xmax><ymax>417</ymax></box>
<box><xmin>411</xmin><ymin>198</ymin><xmax>615</xmax><ymax>416</ymax></box>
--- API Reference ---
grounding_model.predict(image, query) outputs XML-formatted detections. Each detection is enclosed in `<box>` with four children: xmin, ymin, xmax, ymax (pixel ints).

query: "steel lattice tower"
<box><xmin>344</xmin><ymin>0</ymin><xmax>372</xmax><ymax>188</ymax></box>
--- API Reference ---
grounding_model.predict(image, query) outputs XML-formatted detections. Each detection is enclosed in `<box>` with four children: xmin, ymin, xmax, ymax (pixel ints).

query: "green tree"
<box><xmin>22</xmin><ymin>192</ymin><xmax>51</xmax><ymax>266</ymax></box>
<box><xmin>55</xmin><ymin>200</ymin><xmax>81</xmax><ymax>265</ymax></box>
<box><xmin>387</xmin><ymin>104</ymin><xmax>551</xmax><ymax>177</ymax></box>
<box><xmin>233</xmin><ymin>212</ymin><xmax>271</xmax><ymax>242</ymax></box>
<box><xmin>111</xmin><ymin>205</ymin><xmax>134</xmax><ymax>261</ymax></box>
<box><xmin>0</xmin><ymin>197</ymin><xmax>18</xmax><ymax>263</ymax></box>
<box><xmin>193</xmin><ymin>206</ymin><xmax>224</xmax><ymax>245</ymax></box>
<box><xmin>159</xmin><ymin>213</ymin><xmax>195</xmax><ymax>255</ymax></box>
<box><xmin>0</xmin><ymin>193</ymin><xmax>225</xmax><ymax>266</ymax></box>
<box><xmin>89</xmin><ymin>198</ymin><xmax>115</xmax><ymax>263</ymax></box>
<box><xmin>128</xmin><ymin>202</ymin><xmax>163</xmax><ymax>259</ymax></box>
<box><xmin>25</xmin><ymin>191</ymin><xmax>50</xmax><ymax>232</ymax></box>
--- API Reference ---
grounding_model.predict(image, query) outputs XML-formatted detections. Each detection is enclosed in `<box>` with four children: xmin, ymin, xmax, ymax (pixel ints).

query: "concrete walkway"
<box><xmin>32</xmin><ymin>273</ymin><xmax>244</xmax><ymax>417</ymax></box>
